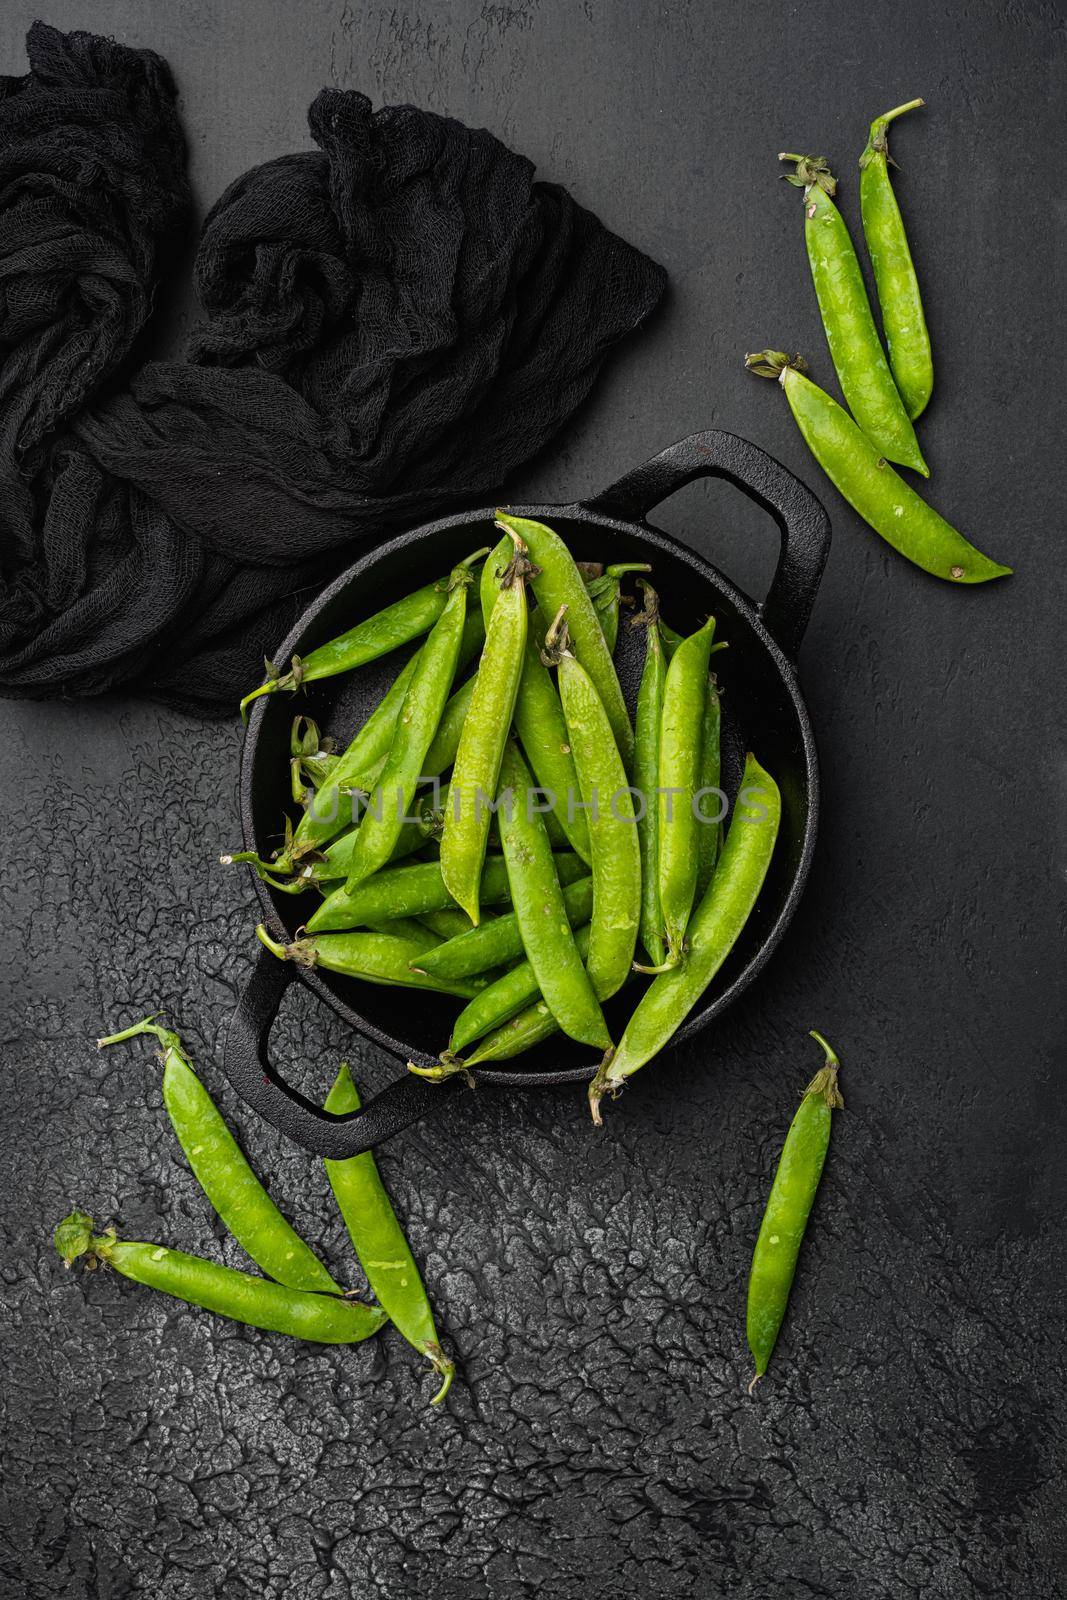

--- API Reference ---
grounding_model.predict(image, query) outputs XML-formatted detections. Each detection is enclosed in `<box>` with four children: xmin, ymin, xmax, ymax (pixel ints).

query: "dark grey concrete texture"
<box><xmin>1</xmin><ymin>2</ymin><xmax>1063</xmax><ymax>1596</ymax></box>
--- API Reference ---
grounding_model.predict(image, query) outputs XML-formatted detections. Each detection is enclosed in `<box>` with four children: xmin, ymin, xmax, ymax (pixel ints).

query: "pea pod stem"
<box><xmin>745</xmin><ymin>352</ymin><xmax>1011</xmax><ymax>583</ymax></box>
<box><xmin>745</xmin><ymin>1031</ymin><xmax>843</xmax><ymax>1391</ymax></box>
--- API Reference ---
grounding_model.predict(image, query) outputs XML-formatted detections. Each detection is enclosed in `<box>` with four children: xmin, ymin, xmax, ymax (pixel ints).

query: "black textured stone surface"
<box><xmin>1</xmin><ymin>3</ymin><xmax>1064</xmax><ymax>1597</ymax></box>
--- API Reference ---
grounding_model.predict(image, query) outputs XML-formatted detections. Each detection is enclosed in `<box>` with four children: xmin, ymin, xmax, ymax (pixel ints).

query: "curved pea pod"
<box><xmin>745</xmin><ymin>352</ymin><xmax>1011</xmax><ymax>583</ymax></box>
<box><xmin>441</xmin><ymin>532</ymin><xmax>531</xmax><ymax>923</ymax></box>
<box><xmin>414</xmin><ymin>873</ymin><xmax>593</xmax><ymax>982</ymax></box>
<box><xmin>746</xmin><ymin>1032</ymin><xmax>843</xmax><ymax>1389</ymax></box>
<box><xmin>779</xmin><ymin>154</ymin><xmax>927</xmax><ymax>476</ymax></box>
<box><xmin>632</xmin><ymin>586</ymin><xmax>667</xmax><ymax>968</ymax></box>
<box><xmin>255</xmin><ymin>924</ymin><xmax>488</xmax><ymax>1000</ymax></box>
<box><xmin>323</xmin><ymin>1066</ymin><xmax>454</xmax><ymax>1403</ymax></box>
<box><xmin>240</xmin><ymin>573</ymin><xmax>458</xmax><ymax>720</ymax></box>
<box><xmin>97</xmin><ymin>1018</ymin><xmax>339</xmax><ymax>1293</ymax></box>
<box><xmin>495</xmin><ymin>512</ymin><xmax>633</xmax><ymax>767</ymax></box>
<box><xmin>344</xmin><ymin>556</ymin><xmax>483</xmax><ymax>891</ymax></box>
<box><xmin>589</xmin><ymin>752</ymin><xmax>781</xmax><ymax>1124</ymax></box>
<box><xmin>653</xmin><ymin>617</ymin><xmax>716</xmax><ymax>970</ymax></box>
<box><xmin>55</xmin><ymin>1212</ymin><xmax>385</xmax><ymax>1345</ymax></box>
<box><xmin>859</xmin><ymin>100</ymin><xmax>932</xmax><ymax>421</ymax></box>
<box><xmin>550</xmin><ymin>616</ymin><xmax>641</xmax><ymax>1001</ymax></box>
<box><xmin>446</xmin><ymin>923</ymin><xmax>593</xmax><ymax>1057</ymax></box>
<box><xmin>306</xmin><ymin>850</ymin><xmax>584</xmax><ymax>933</ymax></box>
<box><xmin>494</xmin><ymin>743</ymin><xmax>609</xmax><ymax>1048</ymax></box>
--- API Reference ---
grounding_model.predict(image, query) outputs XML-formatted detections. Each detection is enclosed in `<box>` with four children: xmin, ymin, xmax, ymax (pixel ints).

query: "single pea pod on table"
<box><xmin>323</xmin><ymin>1065</ymin><xmax>455</xmax><ymax>1403</ymax></box>
<box><xmin>54</xmin><ymin>1212</ymin><xmax>386</xmax><ymax>1344</ymax></box>
<box><xmin>859</xmin><ymin>99</ymin><xmax>932</xmax><ymax>422</ymax></box>
<box><xmin>779</xmin><ymin>153</ymin><xmax>928</xmax><ymax>478</ymax></box>
<box><xmin>97</xmin><ymin>1017</ymin><xmax>340</xmax><ymax>1293</ymax></box>
<box><xmin>746</xmin><ymin>1032</ymin><xmax>843</xmax><ymax>1391</ymax></box>
<box><xmin>745</xmin><ymin>352</ymin><xmax>1011</xmax><ymax>584</ymax></box>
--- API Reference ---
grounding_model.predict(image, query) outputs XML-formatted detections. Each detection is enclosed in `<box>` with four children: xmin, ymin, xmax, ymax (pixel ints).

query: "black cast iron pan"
<box><xmin>224</xmin><ymin>431</ymin><xmax>830</xmax><ymax>1156</ymax></box>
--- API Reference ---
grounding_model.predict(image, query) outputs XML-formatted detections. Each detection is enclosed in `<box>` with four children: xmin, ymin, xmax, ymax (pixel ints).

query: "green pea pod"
<box><xmin>585</xmin><ymin>563</ymin><xmax>652</xmax><ymax>653</ymax></box>
<box><xmin>306</xmin><ymin>850</ymin><xmax>584</xmax><ymax>933</ymax></box>
<box><xmin>221</xmin><ymin>781</ymin><xmax>435</xmax><ymax>890</ymax></box>
<box><xmin>495</xmin><ymin>743</ymin><xmax>609</xmax><ymax>1048</ymax></box>
<box><xmin>746</xmin><ymin>1032</ymin><xmax>843</xmax><ymax>1389</ymax></box>
<box><xmin>417</xmin><ymin>672</ymin><xmax>470</xmax><ymax>774</ymax></box>
<box><xmin>275</xmin><ymin>606</ymin><xmax>485</xmax><ymax>865</ymax></box>
<box><xmin>414</xmin><ymin>873</ymin><xmax>593</xmax><ymax>983</ymax></box>
<box><xmin>256</xmin><ymin>924</ymin><xmax>488</xmax><ymax>999</ymax></box>
<box><xmin>632</xmin><ymin>585</ymin><xmax>668</xmax><ymax>969</ymax></box>
<box><xmin>323</xmin><ymin>1065</ymin><xmax>454</xmax><ymax>1403</ymax></box>
<box><xmin>549</xmin><ymin>613</ymin><xmax>641</xmax><ymax>1001</ymax></box>
<box><xmin>445</xmin><ymin>923</ymin><xmax>593</xmax><ymax>1058</ymax></box>
<box><xmin>653</xmin><ymin>617</ymin><xmax>716</xmax><ymax>970</ymax></box>
<box><xmin>441</xmin><ymin>531</ymin><xmax>531</xmax><ymax>923</ymax></box>
<box><xmin>240</xmin><ymin>574</ymin><xmax>460</xmax><ymax>721</ymax></box>
<box><xmin>418</xmin><ymin>906</ymin><xmax>480</xmax><ymax>940</ymax></box>
<box><xmin>589</xmin><ymin>752</ymin><xmax>781</xmax><ymax>1123</ymax></box>
<box><xmin>780</xmin><ymin>154</ymin><xmax>927</xmax><ymax>476</ymax></box>
<box><xmin>344</xmin><ymin>556</ymin><xmax>483</xmax><ymax>890</ymax></box>
<box><xmin>859</xmin><ymin>100</ymin><xmax>932</xmax><ymax>421</ymax></box>
<box><xmin>97</xmin><ymin>1018</ymin><xmax>339</xmax><ymax>1293</ymax></box>
<box><xmin>695</xmin><ymin>674</ymin><xmax>723</xmax><ymax>901</ymax></box>
<box><xmin>746</xmin><ymin>352</ymin><xmax>1011</xmax><ymax>583</ymax></box>
<box><xmin>659</xmin><ymin>620</ymin><xmax>685</xmax><ymax>658</ymax></box>
<box><xmin>481</xmin><ymin>542</ymin><xmax>592</xmax><ymax>864</ymax></box>
<box><xmin>55</xmin><ymin>1213</ymin><xmax>386</xmax><ymax>1344</ymax></box>
<box><xmin>495</xmin><ymin>512</ymin><xmax>633</xmax><ymax>767</ymax></box>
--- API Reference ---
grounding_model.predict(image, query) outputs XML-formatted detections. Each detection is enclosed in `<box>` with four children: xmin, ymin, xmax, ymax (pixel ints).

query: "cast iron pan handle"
<box><xmin>585</xmin><ymin>430</ymin><xmax>830</xmax><ymax>657</ymax></box>
<box><xmin>222</xmin><ymin>946</ymin><xmax>467</xmax><ymax>1157</ymax></box>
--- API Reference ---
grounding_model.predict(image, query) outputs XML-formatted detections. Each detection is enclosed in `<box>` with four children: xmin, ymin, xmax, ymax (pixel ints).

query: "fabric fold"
<box><xmin>0</xmin><ymin>26</ymin><xmax>665</xmax><ymax>713</ymax></box>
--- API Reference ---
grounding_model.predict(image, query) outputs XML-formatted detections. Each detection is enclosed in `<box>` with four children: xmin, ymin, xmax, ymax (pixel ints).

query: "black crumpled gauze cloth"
<box><xmin>0</xmin><ymin>24</ymin><xmax>665</xmax><ymax>714</ymax></box>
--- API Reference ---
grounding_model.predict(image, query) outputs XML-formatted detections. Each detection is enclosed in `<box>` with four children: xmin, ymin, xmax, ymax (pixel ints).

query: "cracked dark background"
<box><xmin>1</xmin><ymin>2</ymin><xmax>1064</xmax><ymax>1596</ymax></box>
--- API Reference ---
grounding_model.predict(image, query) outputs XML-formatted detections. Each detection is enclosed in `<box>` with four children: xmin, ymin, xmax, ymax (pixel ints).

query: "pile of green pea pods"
<box><xmin>747</xmin><ymin>101</ymin><xmax>1011</xmax><ymax>585</ymax></box>
<box><xmin>231</xmin><ymin>514</ymin><xmax>783</xmax><ymax>1125</ymax></box>
<box><xmin>57</xmin><ymin>1019</ymin><xmax>455</xmax><ymax>1404</ymax></box>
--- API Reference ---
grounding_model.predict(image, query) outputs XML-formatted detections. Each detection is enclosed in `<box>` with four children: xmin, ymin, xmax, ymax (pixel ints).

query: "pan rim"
<box><xmin>239</xmin><ymin>498</ymin><xmax>819</xmax><ymax>1086</ymax></box>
